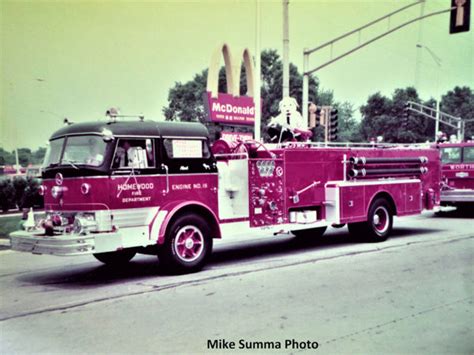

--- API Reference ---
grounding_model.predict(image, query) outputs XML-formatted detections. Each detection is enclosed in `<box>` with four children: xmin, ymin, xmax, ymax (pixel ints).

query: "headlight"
<box><xmin>73</xmin><ymin>214</ymin><xmax>97</xmax><ymax>235</ymax></box>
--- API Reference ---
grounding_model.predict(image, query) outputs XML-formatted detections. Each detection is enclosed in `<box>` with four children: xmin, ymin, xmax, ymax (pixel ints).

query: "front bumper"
<box><xmin>441</xmin><ymin>189</ymin><xmax>474</xmax><ymax>203</ymax></box>
<box><xmin>10</xmin><ymin>230</ymin><xmax>96</xmax><ymax>256</ymax></box>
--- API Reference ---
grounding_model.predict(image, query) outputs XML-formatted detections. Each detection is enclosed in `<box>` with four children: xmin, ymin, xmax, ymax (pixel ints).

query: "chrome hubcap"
<box><xmin>373</xmin><ymin>206</ymin><xmax>389</xmax><ymax>234</ymax></box>
<box><xmin>174</xmin><ymin>225</ymin><xmax>204</xmax><ymax>262</ymax></box>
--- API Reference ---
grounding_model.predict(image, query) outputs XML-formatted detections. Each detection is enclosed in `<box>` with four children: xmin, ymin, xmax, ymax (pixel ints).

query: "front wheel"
<box><xmin>348</xmin><ymin>198</ymin><xmax>393</xmax><ymax>242</ymax></box>
<box><xmin>158</xmin><ymin>214</ymin><xmax>212</xmax><ymax>274</ymax></box>
<box><xmin>93</xmin><ymin>249</ymin><xmax>136</xmax><ymax>266</ymax></box>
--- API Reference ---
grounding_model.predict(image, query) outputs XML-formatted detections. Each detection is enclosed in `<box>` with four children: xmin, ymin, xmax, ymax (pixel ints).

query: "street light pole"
<box><xmin>282</xmin><ymin>0</ymin><xmax>290</xmax><ymax>98</ymax></box>
<box><xmin>416</xmin><ymin>44</ymin><xmax>442</xmax><ymax>139</ymax></box>
<box><xmin>254</xmin><ymin>0</ymin><xmax>262</xmax><ymax>142</ymax></box>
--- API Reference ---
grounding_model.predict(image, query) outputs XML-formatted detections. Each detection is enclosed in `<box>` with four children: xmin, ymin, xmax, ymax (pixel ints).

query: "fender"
<box><xmin>149</xmin><ymin>200</ymin><xmax>221</xmax><ymax>244</ymax></box>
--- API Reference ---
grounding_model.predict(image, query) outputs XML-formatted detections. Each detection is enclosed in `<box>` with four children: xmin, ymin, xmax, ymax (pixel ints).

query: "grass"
<box><xmin>0</xmin><ymin>215</ymin><xmax>22</xmax><ymax>239</ymax></box>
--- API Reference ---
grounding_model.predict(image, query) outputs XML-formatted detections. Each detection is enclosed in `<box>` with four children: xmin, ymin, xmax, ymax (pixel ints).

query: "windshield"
<box><xmin>43</xmin><ymin>138</ymin><xmax>65</xmax><ymax>167</ymax></box>
<box><xmin>464</xmin><ymin>146</ymin><xmax>474</xmax><ymax>163</ymax></box>
<box><xmin>62</xmin><ymin>136</ymin><xmax>107</xmax><ymax>166</ymax></box>
<box><xmin>43</xmin><ymin>135</ymin><xmax>107</xmax><ymax>168</ymax></box>
<box><xmin>441</xmin><ymin>147</ymin><xmax>462</xmax><ymax>164</ymax></box>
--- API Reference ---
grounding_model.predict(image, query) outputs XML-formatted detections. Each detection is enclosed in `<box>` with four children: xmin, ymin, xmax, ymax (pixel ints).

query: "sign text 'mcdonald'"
<box><xmin>204</xmin><ymin>92</ymin><xmax>257</xmax><ymax>126</ymax></box>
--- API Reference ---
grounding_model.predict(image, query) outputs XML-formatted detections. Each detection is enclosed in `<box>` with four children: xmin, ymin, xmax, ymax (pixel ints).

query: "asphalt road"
<box><xmin>0</xmin><ymin>210</ymin><xmax>472</xmax><ymax>354</ymax></box>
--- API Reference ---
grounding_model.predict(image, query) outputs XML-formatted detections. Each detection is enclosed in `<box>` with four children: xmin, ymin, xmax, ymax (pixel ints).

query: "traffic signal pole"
<box><xmin>302</xmin><ymin>1</ymin><xmax>456</xmax><ymax>123</ymax></box>
<box><xmin>406</xmin><ymin>101</ymin><xmax>465</xmax><ymax>140</ymax></box>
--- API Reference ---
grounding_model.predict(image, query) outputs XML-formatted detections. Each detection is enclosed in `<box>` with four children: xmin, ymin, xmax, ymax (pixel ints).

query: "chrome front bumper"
<box><xmin>10</xmin><ymin>230</ymin><xmax>96</xmax><ymax>256</ymax></box>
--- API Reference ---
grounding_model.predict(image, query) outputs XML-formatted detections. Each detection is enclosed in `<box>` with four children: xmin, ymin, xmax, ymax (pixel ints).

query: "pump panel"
<box><xmin>249</xmin><ymin>159</ymin><xmax>285</xmax><ymax>227</ymax></box>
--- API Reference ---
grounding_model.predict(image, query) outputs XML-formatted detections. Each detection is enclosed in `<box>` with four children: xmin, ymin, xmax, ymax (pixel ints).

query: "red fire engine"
<box><xmin>437</xmin><ymin>141</ymin><xmax>474</xmax><ymax>208</ymax></box>
<box><xmin>10</xmin><ymin>120</ymin><xmax>441</xmax><ymax>273</ymax></box>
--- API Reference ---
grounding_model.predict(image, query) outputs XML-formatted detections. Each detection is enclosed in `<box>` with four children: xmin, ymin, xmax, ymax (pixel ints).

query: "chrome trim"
<box><xmin>161</xmin><ymin>164</ymin><xmax>169</xmax><ymax>195</ymax></box>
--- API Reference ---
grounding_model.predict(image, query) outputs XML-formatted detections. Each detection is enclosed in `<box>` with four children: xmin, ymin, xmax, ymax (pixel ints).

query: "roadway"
<box><xmin>0</xmin><ymin>210</ymin><xmax>472</xmax><ymax>354</ymax></box>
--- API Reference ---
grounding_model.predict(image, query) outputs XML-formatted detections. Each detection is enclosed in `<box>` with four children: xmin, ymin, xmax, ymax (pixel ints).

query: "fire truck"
<box><xmin>10</xmin><ymin>119</ymin><xmax>441</xmax><ymax>273</ymax></box>
<box><xmin>438</xmin><ymin>141</ymin><xmax>474</xmax><ymax>208</ymax></box>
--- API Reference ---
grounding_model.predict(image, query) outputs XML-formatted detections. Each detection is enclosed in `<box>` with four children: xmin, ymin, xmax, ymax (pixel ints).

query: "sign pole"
<box><xmin>282</xmin><ymin>0</ymin><xmax>290</xmax><ymax>98</ymax></box>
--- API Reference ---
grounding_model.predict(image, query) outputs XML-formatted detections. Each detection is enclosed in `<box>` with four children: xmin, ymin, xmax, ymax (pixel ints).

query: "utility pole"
<box><xmin>254</xmin><ymin>0</ymin><xmax>262</xmax><ymax>141</ymax></box>
<box><xmin>414</xmin><ymin>1</ymin><xmax>426</xmax><ymax>88</ymax></box>
<box><xmin>282</xmin><ymin>0</ymin><xmax>290</xmax><ymax>98</ymax></box>
<box><xmin>416</xmin><ymin>43</ymin><xmax>442</xmax><ymax>139</ymax></box>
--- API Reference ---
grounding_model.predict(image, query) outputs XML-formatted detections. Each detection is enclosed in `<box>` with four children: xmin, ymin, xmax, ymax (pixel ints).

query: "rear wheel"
<box><xmin>348</xmin><ymin>198</ymin><xmax>393</xmax><ymax>242</ymax></box>
<box><xmin>292</xmin><ymin>226</ymin><xmax>327</xmax><ymax>239</ymax></box>
<box><xmin>93</xmin><ymin>249</ymin><xmax>136</xmax><ymax>265</ymax></box>
<box><xmin>158</xmin><ymin>214</ymin><xmax>212</xmax><ymax>274</ymax></box>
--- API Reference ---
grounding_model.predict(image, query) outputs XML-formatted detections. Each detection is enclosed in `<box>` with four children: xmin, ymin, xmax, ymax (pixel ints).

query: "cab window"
<box><xmin>463</xmin><ymin>146</ymin><xmax>474</xmax><ymax>163</ymax></box>
<box><xmin>441</xmin><ymin>147</ymin><xmax>461</xmax><ymax>164</ymax></box>
<box><xmin>112</xmin><ymin>138</ymin><xmax>155</xmax><ymax>169</ymax></box>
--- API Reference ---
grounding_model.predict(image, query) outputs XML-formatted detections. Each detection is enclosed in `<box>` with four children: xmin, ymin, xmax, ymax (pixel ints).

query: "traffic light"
<box><xmin>450</xmin><ymin>0</ymin><xmax>470</xmax><ymax>34</ymax></box>
<box><xmin>308</xmin><ymin>103</ymin><xmax>318</xmax><ymax>128</ymax></box>
<box><xmin>402</xmin><ymin>104</ymin><xmax>410</xmax><ymax>129</ymax></box>
<box><xmin>329</xmin><ymin>108</ymin><xmax>338</xmax><ymax>141</ymax></box>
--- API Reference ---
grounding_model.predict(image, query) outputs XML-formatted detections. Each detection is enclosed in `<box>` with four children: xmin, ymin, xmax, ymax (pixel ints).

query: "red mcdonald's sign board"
<box><xmin>203</xmin><ymin>92</ymin><xmax>256</xmax><ymax>126</ymax></box>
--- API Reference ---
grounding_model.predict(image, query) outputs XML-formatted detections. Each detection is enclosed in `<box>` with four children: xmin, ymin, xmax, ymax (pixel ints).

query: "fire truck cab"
<box><xmin>438</xmin><ymin>141</ymin><xmax>474</xmax><ymax>207</ymax></box>
<box><xmin>10</xmin><ymin>119</ymin><xmax>441</xmax><ymax>273</ymax></box>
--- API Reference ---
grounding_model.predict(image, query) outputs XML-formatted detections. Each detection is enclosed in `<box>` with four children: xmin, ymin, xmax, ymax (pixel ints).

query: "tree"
<box><xmin>360</xmin><ymin>86</ymin><xmax>474</xmax><ymax>143</ymax></box>
<box><xmin>32</xmin><ymin>147</ymin><xmax>47</xmax><ymax>165</ymax></box>
<box><xmin>0</xmin><ymin>148</ymin><xmax>15</xmax><ymax>165</ymax></box>
<box><xmin>337</xmin><ymin>101</ymin><xmax>362</xmax><ymax>142</ymax></box>
<box><xmin>0</xmin><ymin>178</ymin><xmax>15</xmax><ymax>212</ymax></box>
<box><xmin>360</xmin><ymin>87</ymin><xmax>431</xmax><ymax>143</ymax></box>
<box><xmin>21</xmin><ymin>177</ymin><xmax>43</xmax><ymax>209</ymax></box>
<box><xmin>17</xmin><ymin>148</ymin><xmax>32</xmax><ymax>167</ymax></box>
<box><xmin>440</xmin><ymin>86</ymin><xmax>474</xmax><ymax>139</ymax></box>
<box><xmin>12</xmin><ymin>177</ymin><xmax>28</xmax><ymax>209</ymax></box>
<box><xmin>163</xmin><ymin>49</ymin><xmax>321</xmax><ymax>140</ymax></box>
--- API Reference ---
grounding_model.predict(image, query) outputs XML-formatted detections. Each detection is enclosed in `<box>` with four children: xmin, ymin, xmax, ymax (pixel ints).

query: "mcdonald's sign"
<box><xmin>203</xmin><ymin>44</ymin><xmax>259</xmax><ymax>126</ymax></box>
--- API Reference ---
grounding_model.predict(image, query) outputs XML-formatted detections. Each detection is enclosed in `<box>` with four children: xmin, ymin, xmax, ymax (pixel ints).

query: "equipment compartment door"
<box><xmin>340</xmin><ymin>186</ymin><xmax>366</xmax><ymax>222</ymax></box>
<box><xmin>404</xmin><ymin>183</ymin><xmax>422</xmax><ymax>214</ymax></box>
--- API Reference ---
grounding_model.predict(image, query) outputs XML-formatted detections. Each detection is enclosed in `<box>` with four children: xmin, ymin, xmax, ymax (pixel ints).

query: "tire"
<box><xmin>158</xmin><ymin>213</ymin><xmax>213</xmax><ymax>274</ymax></box>
<box><xmin>292</xmin><ymin>226</ymin><xmax>327</xmax><ymax>239</ymax></box>
<box><xmin>93</xmin><ymin>249</ymin><xmax>136</xmax><ymax>265</ymax></box>
<box><xmin>348</xmin><ymin>198</ymin><xmax>393</xmax><ymax>242</ymax></box>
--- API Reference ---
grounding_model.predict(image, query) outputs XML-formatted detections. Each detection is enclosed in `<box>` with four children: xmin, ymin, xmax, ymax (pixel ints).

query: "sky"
<box><xmin>1</xmin><ymin>0</ymin><xmax>472</xmax><ymax>150</ymax></box>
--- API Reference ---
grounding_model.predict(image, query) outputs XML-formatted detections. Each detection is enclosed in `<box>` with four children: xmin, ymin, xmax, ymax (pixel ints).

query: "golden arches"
<box><xmin>206</xmin><ymin>43</ymin><xmax>255</xmax><ymax>99</ymax></box>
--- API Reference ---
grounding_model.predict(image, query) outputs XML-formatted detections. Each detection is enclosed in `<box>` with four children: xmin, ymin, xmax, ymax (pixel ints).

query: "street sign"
<box><xmin>450</xmin><ymin>0</ymin><xmax>471</xmax><ymax>34</ymax></box>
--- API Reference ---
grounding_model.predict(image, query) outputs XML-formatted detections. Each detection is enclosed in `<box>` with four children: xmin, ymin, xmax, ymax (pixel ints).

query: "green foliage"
<box><xmin>12</xmin><ymin>177</ymin><xmax>28</xmax><ymax>209</ymax></box>
<box><xmin>0</xmin><ymin>147</ymin><xmax>46</xmax><ymax>167</ymax></box>
<box><xmin>360</xmin><ymin>86</ymin><xmax>474</xmax><ymax>143</ymax></box>
<box><xmin>336</xmin><ymin>102</ymin><xmax>362</xmax><ymax>142</ymax></box>
<box><xmin>361</xmin><ymin>87</ymin><xmax>426</xmax><ymax>143</ymax></box>
<box><xmin>0</xmin><ymin>178</ymin><xmax>15</xmax><ymax>212</ymax></box>
<box><xmin>441</xmin><ymin>86</ymin><xmax>474</xmax><ymax>139</ymax></box>
<box><xmin>0</xmin><ymin>177</ymin><xmax>43</xmax><ymax>212</ymax></box>
<box><xmin>0</xmin><ymin>148</ymin><xmax>15</xmax><ymax>165</ymax></box>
